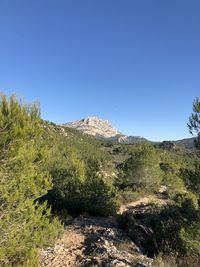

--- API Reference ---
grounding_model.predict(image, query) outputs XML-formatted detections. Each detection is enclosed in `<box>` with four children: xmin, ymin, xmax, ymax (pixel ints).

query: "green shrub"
<box><xmin>83</xmin><ymin>175</ymin><xmax>119</xmax><ymax>216</ymax></box>
<box><xmin>180</xmin><ymin>222</ymin><xmax>200</xmax><ymax>255</ymax></box>
<box><xmin>47</xmin><ymin>150</ymin><xmax>86</xmax><ymax>214</ymax></box>
<box><xmin>117</xmin><ymin>143</ymin><xmax>161</xmax><ymax>192</ymax></box>
<box><xmin>0</xmin><ymin>94</ymin><xmax>62</xmax><ymax>266</ymax></box>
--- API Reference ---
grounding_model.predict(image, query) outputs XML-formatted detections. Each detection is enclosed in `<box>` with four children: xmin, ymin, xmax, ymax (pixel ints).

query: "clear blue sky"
<box><xmin>0</xmin><ymin>0</ymin><xmax>200</xmax><ymax>141</ymax></box>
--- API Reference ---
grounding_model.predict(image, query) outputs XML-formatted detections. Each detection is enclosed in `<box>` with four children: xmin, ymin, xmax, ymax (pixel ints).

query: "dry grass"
<box><xmin>153</xmin><ymin>253</ymin><xmax>177</xmax><ymax>267</ymax></box>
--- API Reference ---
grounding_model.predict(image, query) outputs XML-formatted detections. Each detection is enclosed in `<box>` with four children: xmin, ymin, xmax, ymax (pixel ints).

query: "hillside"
<box><xmin>62</xmin><ymin>116</ymin><xmax>195</xmax><ymax>149</ymax></box>
<box><xmin>63</xmin><ymin>116</ymin><xmax>149</xmax><ymax>144</ymax></box>
<box><xmin>1</xmin><ymin>95</ymin><xmax>200</xmax><ymax>267</ymax></box>
<box><xmin>173</xmin><ymin>137</ymin><xmax>196</xmax><ymax>150</ymax></box>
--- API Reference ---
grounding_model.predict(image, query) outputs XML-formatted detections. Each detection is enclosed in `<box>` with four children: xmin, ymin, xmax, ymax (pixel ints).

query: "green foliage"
<box><xmin>163</xmin><ymin>173</ymin><xmax>186</xmax><ymax>198</ymax></box>
<box><xmin>148</xmin><ymin>194</ymin><xmax>199</xmax><ymax>256</ymax></box>
<box><xmin>47</xmin><ymin>149</ymin><xmax>119</xmax><ymax>216</ymax></box>
<box><xmin>0</xmin><ymin>94</ymin><xmax>61</xmax><ymax>266</ymax></box>
<box><xmin>47</xmin><ymin>148</ymin><xmax>86</xmax><ymax>214</ymax></box>
<box><xmin>180</xmin><ymin>221</ymin><xmax>200</xmax><ymax>255</ymax></box>
<box><xmin>1</xmin><ymin>94</ymin><xmax>200</xmax><ymax>266</ymax></box>
<box><xmin>188</xmin><ymin>97</ymin><xmax>200</xmax><ymax>149</ymax></box>
<box><xmin>160</xmin><ymin>148</ymin><xmax>200</xmax><ymax>197</ymax></box>
<box><xmin>182</xmin><ymin>160</ymin><xmax>200</xmax><ymax>195</ymax></box>
<box><xmin>118</xmin><ymin>194</ymin><xmax>200</xmax><ymax>266</ymax></box>
<box><xmin>117</xmin><ymin>143</ymin><xmax>161</xmax><ymax>192</ymax></box>
<box><xmin>42</xmin><ymin>121</ymin><xmax>119</xmax><ymax>216</ymax></box>
<box><xmin>188</xmin><ymin>97</ymin><xmax>200</xmax><ymax>135</ymax></box>
<box><xmin>83</xmin><ymin>174</ymin><xmax>119</xmax><ymax>216</ymax></box>
<box><xmin>117</xmin><ymin>188</ymin><xmax>147</xmax><ymax>204</ymax></box>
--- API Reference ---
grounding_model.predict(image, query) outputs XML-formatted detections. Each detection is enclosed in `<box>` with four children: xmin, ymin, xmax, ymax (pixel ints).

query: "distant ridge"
<box><xmin>173</xmin><ymin>137</ymin><xmax>195</xmax><ymax>150</ymax></box>
<box><xmin>61</xmin><ymin>116</ymin><xmax>195</xmax><ymax>148</ymax></box>
<box><xmin>62</xmin><ymin>116</ymin><xmax>147</xmax><ymax>144</ymax></box>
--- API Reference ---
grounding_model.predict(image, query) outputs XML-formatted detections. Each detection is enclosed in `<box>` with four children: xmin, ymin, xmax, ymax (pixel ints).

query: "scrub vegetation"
<box><xmin>0</xmin><ymin>93</ymin><xmax>200</xmax><ymax>266</ymax></box>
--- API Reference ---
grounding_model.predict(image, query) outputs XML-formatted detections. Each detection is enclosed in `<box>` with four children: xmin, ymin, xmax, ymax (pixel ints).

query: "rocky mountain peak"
<box><xmin>62</xmin><ymin>116</ymin><xmax>149</xmax><ymax>144</ymax></box>
<box><xmin>83</xmin><ymin>116</ymin><xmax>109</xmax><ymax>125</ymax></box>
<box><xmin>64</xmin><ymin>116</ymin><xmax>120</xmax><ymax>138</ymax></box>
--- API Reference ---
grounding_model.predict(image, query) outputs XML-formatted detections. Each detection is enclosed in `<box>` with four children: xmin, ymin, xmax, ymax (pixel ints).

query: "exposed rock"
<box><xmin>60</xmin><ymin>116</ymin><xmax>195</xmax><ymax>148</ymax></box>
<box><xmin>40</xmin><ymin>215</ymin><xmax>154</xmax><ymax>267</ymax></box>
<box><xmin>63</xmin><ymin>116</ymin><xmax>120</xmax><ymax>138</ymax></box>
<box><xmin>40</xmin><ymin>193</ymin><xmax>169</xmax><ymax>267</ymax></box>
<box><xmin>62</xmin><ymin>116</ymin><xmax>148</xmax><ymax>144</ymax></box>
<box><xmin>116</xmin><ymin>135</ymin><xmax>147</xmax><ymax>144</ymax></box>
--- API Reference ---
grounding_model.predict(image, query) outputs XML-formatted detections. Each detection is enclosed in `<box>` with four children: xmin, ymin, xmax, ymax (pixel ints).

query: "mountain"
<box><xmin>62</xmin><ymin>116</ymin><xmax>196</xmax><ymax>148</ymax></box>
<box><xmin>62</xmin><ymin>116</ymin><xmax>148</xmax><ymax>144</ymax></box>
<box><xmin>64</xmin><ymin>116</ymin><xmax>120</xmax><ymax>138</ymax></box>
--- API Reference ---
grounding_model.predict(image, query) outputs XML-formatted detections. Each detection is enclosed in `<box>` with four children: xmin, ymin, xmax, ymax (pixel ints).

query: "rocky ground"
<box><xmin>40</xmin><ymin>192</ymin><xmax>168</xmax><ymax>267</ymax></box>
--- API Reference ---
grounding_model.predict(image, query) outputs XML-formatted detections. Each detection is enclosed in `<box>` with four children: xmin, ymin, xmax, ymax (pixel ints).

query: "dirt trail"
<box><xmin>118</xmin><ymin>194</ymin><xmax>168</xmax><ymax>214</ymax></box>
<box><xmin>40</xmin><ymin>192</ymin><xmax>168</xmax><ymax>267</ymax></box>
<box><xmin>40</xmin><ymin>229</ymin><xmax>85</xmax><ymax>267</ymax></box>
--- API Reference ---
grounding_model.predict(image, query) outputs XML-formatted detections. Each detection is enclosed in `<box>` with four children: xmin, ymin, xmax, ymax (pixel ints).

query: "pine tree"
<box><xmin>177</xmin><ymin>97</ymin><xmax>200</xmax><ymax>262</ymax></box>
<box><xmin>188</xmin><ymin>97</ymin><xmax>200</xmax><ymax>149</ymax></box>
<box><xmin>0</xmin><ymin>94</ymin><xmax>61</xmax><ymax>266</ymax></box>
<box><xmin>118</xmin><ymin>143</ymin><xmax>161</xmax><ymax>191</ymax></box>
